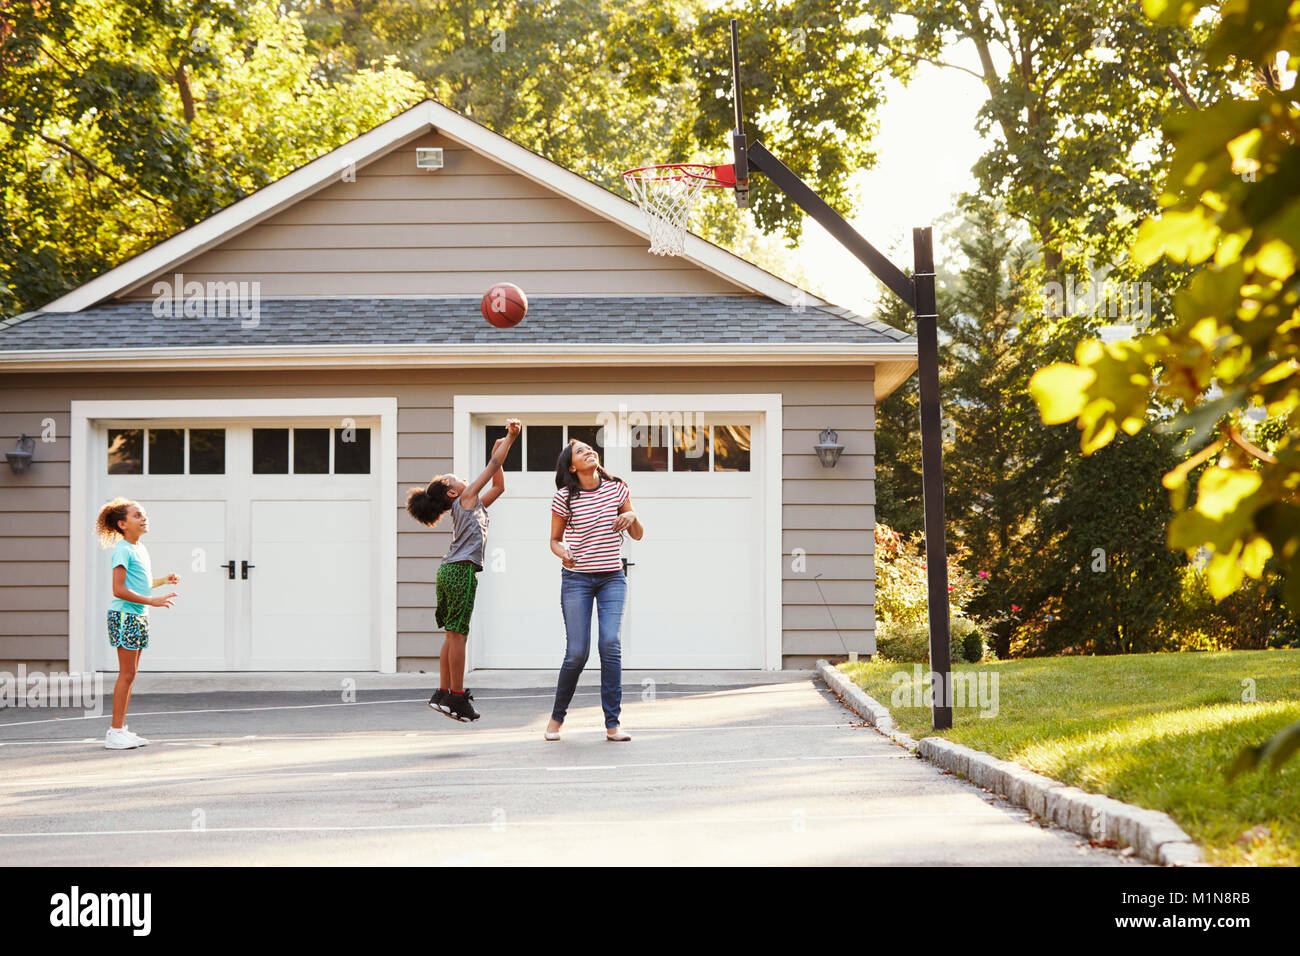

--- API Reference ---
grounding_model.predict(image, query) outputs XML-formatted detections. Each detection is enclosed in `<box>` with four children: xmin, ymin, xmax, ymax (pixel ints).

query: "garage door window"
<box><xmin>484</xmin><ymin>424</ymin><xmax>604</xmax><ymax>472</ymax></box>
<box><xmin>713</xmin><ymin>425</ymin><xmax>751</xmax><ymax>472</ymax></box>
<box><xmin>108</xmin><ymin>427</ymin><xmax>227</xmax><ymax>475</ymax></box>
<box><xmin>630</xmin><ymin>424</ymin><xmax>750</xmax><ymax>472</ymax></box>
<box><xmin>253</xmin><ymin>427</ymin><xmax>371</xmax><ymax>475</ymax></box>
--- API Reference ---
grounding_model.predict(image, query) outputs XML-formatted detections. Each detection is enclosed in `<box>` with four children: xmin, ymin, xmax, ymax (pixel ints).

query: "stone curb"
<box><xmin>815</xmin><ymin>659</ymin><xmax>1204</xmax><ymax>866</ymax></box>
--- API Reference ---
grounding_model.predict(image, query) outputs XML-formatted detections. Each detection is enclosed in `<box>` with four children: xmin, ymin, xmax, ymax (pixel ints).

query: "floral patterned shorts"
<box><xmin>107</xmin><ymin>610</ymin><xmax>149</xmax><ymax>651</ymax></box>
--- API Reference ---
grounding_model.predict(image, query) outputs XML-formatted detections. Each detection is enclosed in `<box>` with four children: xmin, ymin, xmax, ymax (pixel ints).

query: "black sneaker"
<box><xmin>444</xmin><ymin>690</ymin><xmax>480</xmax><ymax>722</ymax></box>
<box><xmin>429</xmin><ymin>689</ymin><xmax>449</xmax><ymax>713</ymax></box>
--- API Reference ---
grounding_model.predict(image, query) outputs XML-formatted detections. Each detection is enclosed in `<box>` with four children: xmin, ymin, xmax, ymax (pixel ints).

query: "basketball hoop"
<box><xmin>622</xmin><ymin>163</ymin><xmax>736</xmax><ymax>256</ymax></box>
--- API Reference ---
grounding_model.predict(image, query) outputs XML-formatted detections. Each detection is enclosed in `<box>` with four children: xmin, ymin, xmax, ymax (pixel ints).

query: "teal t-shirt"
<box><xmin>109</xmin><ymin>539</ymin><xmax>152</xmax><ymax>616</ymax></box>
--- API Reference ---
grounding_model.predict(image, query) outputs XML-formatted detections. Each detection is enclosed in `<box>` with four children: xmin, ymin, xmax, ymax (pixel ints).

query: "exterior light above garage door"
<box><xmin>6</xmin><ymin>434</ymin><xmax>34</xmax><ymax>475</ymax></box>
<box><xmin>416</xmin><ymin>148</ymin><xmax>444</xmax><ymax>169</ymax></box>
<box><xmin>814</xmin><ymin>428</ymin><xmax>844</xmax><ymax>468</ymax></box>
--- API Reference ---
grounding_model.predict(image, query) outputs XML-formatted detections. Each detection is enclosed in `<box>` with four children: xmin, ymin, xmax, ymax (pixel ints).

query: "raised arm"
<box><xmin>479</xmin><ymin>446</ymin><xmax>508</xmax><ymax>508</ymax></box>
<box><xmin>462</xmin><ymin>419</ymin><xmax>520</xmax><ymax>508</ymax></box>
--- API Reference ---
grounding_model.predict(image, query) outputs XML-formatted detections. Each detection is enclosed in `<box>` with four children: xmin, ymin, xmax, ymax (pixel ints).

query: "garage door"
<box><xmin>472</xmin><ymin>413</ymin><xmax>764</xmax><ymax>669</ymax></box>
<box><xmin>88</xmin><ymin>420</ymin><xmax>380</xmax><ymax>671</ymax></box>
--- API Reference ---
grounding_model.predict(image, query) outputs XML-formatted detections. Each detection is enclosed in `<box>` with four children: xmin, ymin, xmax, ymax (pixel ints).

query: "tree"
<box><xmin>875</xmin><ymin>199</ymin><xmax>1098</xmax><ymax>656</ymax></box>
<box><xmin>1029</xmin><ymin>0</ymin><xmax>1300</xmax><ymax>614</ymax></box>
<box><xmin>893</xmin><ymin>0</ymin><xmax>1243</xmax><ymax>281</ymax></box>
<box><xmin>1018</xmin><ymin>428</ymin><xmax>1186</xmax><ymax>655</ymax></box>
<box><xmin>0</xmin><ymin>0</ymin><xmax>425</xmax><ymax>315</ymax></box>
<box><xmin>873</xmin><ymin>291</ymin><xmax>926</xmax><ymax>536</ymax></box>
<box><xmin>1021</xmin><ymin>0</ymin><xmax>1300</xmax><ymax>772</ymax></box>
<box><xmin>296</xmin><ymin>0</ymin><xmax>910</xmax><ymax>243</ymax></box>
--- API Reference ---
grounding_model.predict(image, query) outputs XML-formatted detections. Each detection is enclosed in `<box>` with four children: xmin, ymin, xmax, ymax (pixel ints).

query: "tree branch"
<box><xmin>1165</xmin><ymin>64</ymin><xmax>1199</xmax><ymax>109</ymax></box>
<box><xmin>1224</xmin><ymin>421</ymin><xmax>1277</xmax><ymax>465</ymax></box>
<box><xmin>0</xmin><ymin>116</ymin><xmax>167</xmax><ymax>210</ymax></box>
<box><xmin>887</xmin><ymin>49</ymin><xmax>983</xmax><ymax>80</ymax></box>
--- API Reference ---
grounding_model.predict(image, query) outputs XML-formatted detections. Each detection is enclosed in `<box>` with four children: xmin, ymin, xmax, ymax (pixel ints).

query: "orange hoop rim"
<box><xmin>621</xmin><ymin>163</ymin><xmax>737</xmax><ymax>188</ymax></box>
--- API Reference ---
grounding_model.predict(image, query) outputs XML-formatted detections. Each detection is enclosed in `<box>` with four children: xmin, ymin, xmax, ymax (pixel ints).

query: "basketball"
<box><xmin>481</xmin><ymin>282</ymin><xmax>528</xmax><ymax>328</ymax></box>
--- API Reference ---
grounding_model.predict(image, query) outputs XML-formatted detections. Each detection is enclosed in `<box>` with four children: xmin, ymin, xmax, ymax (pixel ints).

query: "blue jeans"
<box><xmin>551</xmin><ymin>568</ymin><xmax>627</xmax><ymax>728</ymax></box>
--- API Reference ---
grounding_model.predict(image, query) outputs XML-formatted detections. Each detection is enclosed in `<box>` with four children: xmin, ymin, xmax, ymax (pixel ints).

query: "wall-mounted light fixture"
<box><xmin>6</xmin><ymin>434</ymin><xmax>35</xmax><ymax>475</ymax></box>
<box><xmin>814</xmin><ymin>427</ymin><xmax>844</xmax><ymax>468</ymax></box>
<box><xmin>416</xmin><ymin>148</ymin><xmax>444</xmax><ymax>169</ymax></box>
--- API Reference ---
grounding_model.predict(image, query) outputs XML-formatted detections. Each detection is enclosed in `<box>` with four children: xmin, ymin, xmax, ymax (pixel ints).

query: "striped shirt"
<box><xmin>552</xmin><ymin>478</ymin><xmax>630</xmax><ymax>573</ymax></box>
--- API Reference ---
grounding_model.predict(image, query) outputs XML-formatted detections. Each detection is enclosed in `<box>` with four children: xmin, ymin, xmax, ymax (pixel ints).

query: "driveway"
<box><xmin>0</xmin><ymin>679</ymin><xmax>1142</xmax><ymax>865</ymax></box>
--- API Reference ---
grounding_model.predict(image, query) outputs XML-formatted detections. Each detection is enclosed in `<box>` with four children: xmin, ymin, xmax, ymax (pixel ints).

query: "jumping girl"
<box><xmin>545</xmin><ymin>438</ymin><xmax>644</xmax><ymax>742</ymax></box>
<box><xmin>96</xmin><ymin>498</ymin><xmax>179</xmax><ymax>750</ymax></box>
<box><xmin>406</xmin><ymin>418</ymin><xmax>521</xmax><ymax>722</ymax></box>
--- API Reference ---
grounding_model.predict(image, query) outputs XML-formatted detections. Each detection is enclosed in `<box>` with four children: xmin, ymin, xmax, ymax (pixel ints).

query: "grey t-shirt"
<box><xmin>444</xmin><ymin>496</ymin><xmax>489</xmax><ymax>570</ymax></box>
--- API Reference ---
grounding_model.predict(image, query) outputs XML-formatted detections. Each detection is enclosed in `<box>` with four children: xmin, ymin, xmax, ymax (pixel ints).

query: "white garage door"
<box><xmin>88</xmin><ymin>420</ymin><xmax>379</xmax><ymax>671</ymax></box>
<box><xmin>472</xmin><ymin>413</ymin><xmax>765</xmax><ymax>669</ymax></box>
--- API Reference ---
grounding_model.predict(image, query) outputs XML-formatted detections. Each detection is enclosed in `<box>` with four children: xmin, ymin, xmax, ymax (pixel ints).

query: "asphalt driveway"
<box><xmin>0</xmin><ymin>679</ymin><xmax>1143</xmax><ymax>866</ymax></box>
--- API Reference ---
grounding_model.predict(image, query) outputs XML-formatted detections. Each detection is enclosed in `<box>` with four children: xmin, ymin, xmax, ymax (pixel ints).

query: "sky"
<box><xmin>790</xmin><ymin>39</ymin><xmax>995</xmax><ymax>317</ymax></box>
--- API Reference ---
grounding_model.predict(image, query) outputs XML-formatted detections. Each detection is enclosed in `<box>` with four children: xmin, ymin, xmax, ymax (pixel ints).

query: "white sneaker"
<box><xmin>122</xmin><ymin>725</ymin><xmax>148</xmax><ymax>746</ymax></box>
<box><xmin>105</xmin><ymin>727</ymin><xmax>139</xmax><ymax>750</ymax></box>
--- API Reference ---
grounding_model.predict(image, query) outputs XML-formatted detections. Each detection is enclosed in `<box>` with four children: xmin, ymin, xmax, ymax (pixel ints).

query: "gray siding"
<box><xmin>0</xmin><ymin>364</ymin><xmax>876</xmax><ymax>668</ymax></box>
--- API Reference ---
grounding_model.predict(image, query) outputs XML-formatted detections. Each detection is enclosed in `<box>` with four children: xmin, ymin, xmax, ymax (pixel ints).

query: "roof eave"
<box><xmin>0</xmin><ymin>341</ymin><xmax>915</xmax><ymax>367</ymax></box>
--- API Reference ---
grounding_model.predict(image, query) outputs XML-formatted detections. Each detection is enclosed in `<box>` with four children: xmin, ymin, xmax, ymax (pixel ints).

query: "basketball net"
<box><xmin>622</xmin><ymin>164</ymin><xmax>734</xmax><ymax>257</ymax></box>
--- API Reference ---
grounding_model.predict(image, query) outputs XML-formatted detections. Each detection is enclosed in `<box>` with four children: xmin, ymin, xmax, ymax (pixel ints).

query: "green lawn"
<box><xmin>840</xmin><ymin>649</ymin><xmax>1300</xmax><ymax>865</ymax></box>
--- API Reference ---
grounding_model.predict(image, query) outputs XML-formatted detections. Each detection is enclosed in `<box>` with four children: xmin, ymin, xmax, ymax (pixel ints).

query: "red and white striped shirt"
<box><xmin>552</xmin><ymin>478</ymin><xmax>630</xmax><ymax>573</ymax></box>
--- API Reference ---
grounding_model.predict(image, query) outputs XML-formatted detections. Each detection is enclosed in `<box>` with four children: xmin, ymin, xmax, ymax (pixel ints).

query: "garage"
<box><xmin>2</xmin><ymin>101</ymin><xmax>910</xmax><ymax>676</ymax></box>
<box><xmin>458</xmin><ymin>394</ymin><xmax>782</xmax><ymax>670</ymax></box>
<box><xmin>70</xmin><ymin>398</ymin><xmax>398</xmax><ymax>672</ymax></box>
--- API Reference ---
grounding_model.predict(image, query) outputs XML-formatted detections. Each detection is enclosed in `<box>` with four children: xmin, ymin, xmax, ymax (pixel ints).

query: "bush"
<box><xmin>1162</xmin><ymin>559</ymin><xmax>1300</xmax><ymax>651</ymax></box>
<box><xmin>961</xmin><ymin>623</ymin><xmax>986</xmax><ymax>664</ymax></box>
<box><xmin>876</xmin><ymin>614</ymin><xmax>983</xmax><ymax>664</ymax></box>
<box><xmin>875</xmin><ymin>523</ymin><xmax>986</xmax><ymax>655</ymax></box>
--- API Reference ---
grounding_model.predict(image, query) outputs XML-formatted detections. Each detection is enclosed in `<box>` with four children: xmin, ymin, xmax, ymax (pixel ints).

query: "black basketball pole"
<box><xmin>913</xmin><ymin>227</ymin><xmax>953</xmax><ymax>728</ymax></box>
<box><xmin>740</xmin><ymin>95</ymin><xmax>954</xmax><ymax>731</ymax></box>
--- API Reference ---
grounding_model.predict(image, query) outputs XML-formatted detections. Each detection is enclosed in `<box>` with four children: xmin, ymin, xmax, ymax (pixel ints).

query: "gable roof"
<box><xmin>40</xmin><ymin>100</ymin><xmax>885</xmax><ymax>316</ymax></box>
<box><xmin>15</xmin><ymin>99</ymin><xmax>917</xmax><ymax>398</ymax></box>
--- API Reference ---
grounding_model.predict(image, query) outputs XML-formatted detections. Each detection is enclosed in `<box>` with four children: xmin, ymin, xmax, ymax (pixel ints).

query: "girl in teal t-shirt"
<box><xmin>96</xmin><ymin>498</ymin><xmax>180</xmax><ymax>751</ymax></box>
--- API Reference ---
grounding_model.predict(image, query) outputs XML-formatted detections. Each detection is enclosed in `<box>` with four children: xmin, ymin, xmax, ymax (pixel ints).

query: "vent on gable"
<box><xmin>416</xmin><ymin>148</ymin><xmax>444</xmax><ymax>170</ymax></box>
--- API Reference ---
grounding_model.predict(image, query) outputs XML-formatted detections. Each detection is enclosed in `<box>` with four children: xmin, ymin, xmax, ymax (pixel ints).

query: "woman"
<box><xmin>545</xmin><ymin>438</ymin><xmax>644</xmax><ymax>741</ymax></box>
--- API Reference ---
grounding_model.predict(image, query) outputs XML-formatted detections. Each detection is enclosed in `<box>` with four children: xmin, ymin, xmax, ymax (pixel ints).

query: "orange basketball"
<box><xmin>481</xmin><ymin>282</ymin><xmax>528</xmax><ymax>328</ymax></box>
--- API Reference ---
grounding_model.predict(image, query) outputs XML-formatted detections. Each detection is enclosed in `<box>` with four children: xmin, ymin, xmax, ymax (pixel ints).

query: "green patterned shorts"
<box><xmin>435</xmin><ymin>561</ymin><xmax>479</xmax><ymax>636</ymax></box>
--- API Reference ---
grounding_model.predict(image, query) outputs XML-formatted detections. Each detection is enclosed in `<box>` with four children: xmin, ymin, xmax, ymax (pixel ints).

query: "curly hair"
<box><xmin>96</xmin><ymin>497</ymin><xmax>138</xmax><ymax>549</ymax></box>
<box><xmin>406</xmin><ymin>476</ymin><xmax>456</xmax><ymax>527</ymax></box>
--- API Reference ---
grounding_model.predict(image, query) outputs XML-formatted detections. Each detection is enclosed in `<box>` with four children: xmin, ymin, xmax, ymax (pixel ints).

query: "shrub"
<box><xmin>876</xmin><ymin>614</ymin><xmax>982</xmax><ymax>664</ymax></box>
<box><xmin>875</xmin><ymin>524</ymin><xmax>984</xmax><ymax>625</ymax></box>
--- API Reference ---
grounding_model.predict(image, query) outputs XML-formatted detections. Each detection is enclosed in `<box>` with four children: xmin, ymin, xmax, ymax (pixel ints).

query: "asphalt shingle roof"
<box><xmin>0</xmin><ymin>296</ymin><xmax>914</xmax><ymax>351</ymax></box>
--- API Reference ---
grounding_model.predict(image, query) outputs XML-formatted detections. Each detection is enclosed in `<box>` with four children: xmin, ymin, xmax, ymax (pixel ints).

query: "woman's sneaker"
<box><xmin>122</xmin><ymin>725</ymin><xmax>149</xmax><ymax>746</ymax></box>
<box><xmin>104</xmin><ymin>727</ymin><xmax>139</xmax><ymax>750</ymax></box>
<box><xmin>444</xmin><ymin>690</ymin><xmax>480</xmax><ymax>722</ymax></box>
<box><xmin>428</xmin><ymin>689</ymin><xmax>450</xmax><ymax>713</ymax></box>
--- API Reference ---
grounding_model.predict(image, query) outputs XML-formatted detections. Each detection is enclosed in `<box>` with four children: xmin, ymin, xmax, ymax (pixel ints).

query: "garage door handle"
<box><xmin>221</xmin><ymin>560</ymin><xmax>236</xmax><ymax>580</ymax></box>
<box><xmin>622</xmin><ymin>558</ymin><xmax>635</xmax><ymax>573</ymax></box>
<box><xmin>241</xmin><ymin>560</ymin><xmax>256</xmax><ymax>579</ymax></box>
